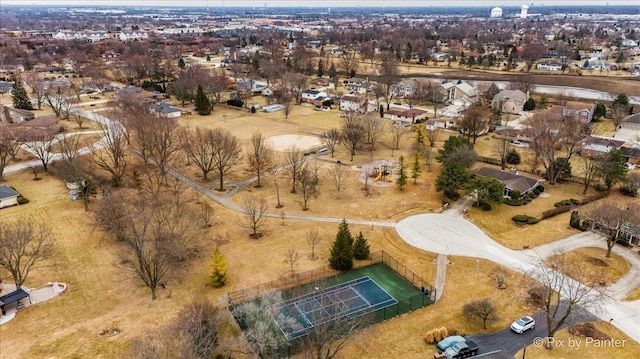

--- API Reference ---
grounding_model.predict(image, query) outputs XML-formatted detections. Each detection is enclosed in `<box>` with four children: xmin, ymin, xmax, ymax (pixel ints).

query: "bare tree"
<box><xmin>272</xmin><ymin>155</ymin><xmax>284</xmax><ymax>208</ymax></box>
<box><xmin>57</xmin><ymin>134</ymin><xmax>82</xmax><ymax>164</ymax></box>
<box><xmin>201</xmin><ymin>202</ymin><xmax>214</xmax><ymax>228</ymax></box>
<box><xmin>146</xmin><ymin>117</ymin><xmax>185</xmax><ymax>183</ymax></box>
<box><xmin>26</xmin><ymin>71</ymin><xmax>46</xmax><ymax>110</ymax></box>
<box><xmin>579</xmin><ymin>155</ymin><xmax>598</xmax><ymax>195</ymax></box>
<box><xmin>97</xmin><ymin>189</ymin><xmax>200</xmax><ymax>299</ymax></box>
<box><xmin>21</xmin><ymin>131</ymin><xmax>56</xmax><ymax>172</ymax></box>
<box><xmin>307</xmin><ymin>228</ymin><xmax>321</xmax><ymax>260</ymax></box>
<box><xmin>342</xmin><ymin>117</ymin><xmax>366</xmax><ymax>161</ymax></box>
<box><xmin>0</xmin><ymin>218</ymin><xmax>55</xmax><ymax>290</ymax></box>
<box><xmin>374</xmin><ymin>58</ymin><xmax>400</xmax><ymax>110</ymax></box>
<box><xmin>242</xmin><ymin>195</ymin><xmax>268</xmax><ymax>239</ymax></box>
<box><xmin>425</xmin><ymin>82</ymin><xmax>447</xmax><ymax>117</ymax></box>
<box><xmin>274</xmin><ymin>89</ymin><xmax>294</xmax><ymax>119</ymax></box>
<box><xmin>286</xmin><ymin>145</ymin><xmax>306</xmax><ymax>193</ymax></box>
<box><xmin>425</xmin><ymin>128</ymin><xmax>439</xmax><ymax>148</ymax></box>
<box><xmin>92</xmin><ymin>122</ymin><xmax>129</xmax><ymax>187</ymax></box>
<box><xmin>493</xmin><ymin>137</ymin><xmax>510</xmax><ymax>170</ymax></box>
<box><xmin>610</xmin><ymin>103</ymin><xmax>628</xmax><ymax>130</ymax></box>
<box><xmin>321</xmin><ymin>128</ymin><xmax>341</xmax><ymax>158</ymax></box>
<box><xmin>586</xmin><ymin>199</ymin><xmax>640</xmax><ymax>258</ymax></box>
<box><xmin>326</xmin><ymin>162</ymin><xmax>348</xmax><ymax>197</ymax></box>
<box><xmin>281</xmin><ymin>71</ymin><xmax>308</xmax><ymax>104</ymax></box>
<box><xmin>525</xmin><ymin>254</ymin><xmax>605</xmax><ymax>348</ymax></box>
<box><xmin>462</xmin><ymin>298</ymin><xmax>498</xmax><ymax>329</ymax></box>
<box><xmin>521</xmin><ymin>43</ymin><xmax>548</xmax><ymax>73</ymax></box>
<box><xmin>210</xmin><ymin>128</ymin><xmax>242</xmax><ymax>191</ymax></box>
<box><xmin>183</xmin><ymin>127</ymin><xmax>218</xmax><ymax>181</ymax></box>
<box><xmin>297</xmin><ymin>166</ymin><xmax>318</xmax><ymax>211</ymax></box>
<box><xmin>232</xmin><ymin>290</ymin><xmax>295</xmax><ymax>358</ymax></box>
<box><xmin>44</xmin><ymin>84</ymin><xmax>71</xmax><ymax>118</ymax></box>
<box><xmin>0</xmin><ymin>130</ymin><xmax>21</xmax><ymax>162</ymax></box>
<box><xmin>173</xmin><ymin>299</ymin><xmax>222</xmax><ymax>359</ymax></box>
<box><xmin>284</xmin><ymin>248</ymin><xmax>300</xmax><ymax>275</ymax></box>
<box><xmin>362</xmin><ymin>114</ymin><xmax>384</xmax><ymax>150</ymax></box>
<box><xmin>390</xmin><ymin>123</ymin><xmax>408</xmax><ymax>154</ymax></box>
<box><xmin>459</xmin><ymin>104</ymin><xmax>491</xmax><ymax>144</ymax></box>
<box><xmin>524</xmin><ymin>112</ymin><xmax>567</xmax><ymax>184</ymax></box>
<box><xmin>246</xmin><ymin>132</ymin><xmax>274</xmax><ymax>188</ymax></box>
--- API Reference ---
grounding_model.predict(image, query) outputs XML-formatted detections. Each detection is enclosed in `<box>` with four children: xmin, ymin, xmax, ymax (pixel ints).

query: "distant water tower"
<box><xmin>490</xmin><ymin>7</ymin><xmax>503</xmax><ymax>18</ymax></box>
<box><xmin>520</xmin><ymin>4</ymin><xmax>529</xmax><ymax>18</ymax></box>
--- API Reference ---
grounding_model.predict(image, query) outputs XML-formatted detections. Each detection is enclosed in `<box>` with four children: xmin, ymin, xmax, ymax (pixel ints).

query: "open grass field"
<box><xmin>514</xmin><ymin>321</ymin><xmax>640</xmax><ymax>359</ymax></box>
<box><xmin>624</xmin><ymin>287</ymin><xmax>640</xmax><ymax>301</ymax></box>
<box><xmin>2</xmin><ymin>85</ymin><xmax>639</xmax><ymax>359</ymax></box>
<box><xmin>545</xmin><ymin>247</ymin><xmax>631</xmax><ymax>286</ymax></box>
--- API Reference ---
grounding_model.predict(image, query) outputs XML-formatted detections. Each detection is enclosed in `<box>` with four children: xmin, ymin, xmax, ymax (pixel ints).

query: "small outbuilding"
<box><xmin>0</xmin><ymin>288</ymin><xmax>31</xmax><ymax>315</ymax></box>
<box><xmin>0</xmin><ymin>185</ymin><xmax>20</xmax><ymax>209</ymax></box>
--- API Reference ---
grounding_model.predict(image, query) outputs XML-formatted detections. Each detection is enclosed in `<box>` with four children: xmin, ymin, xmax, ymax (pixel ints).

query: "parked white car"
<box><xmin>511</xmin><ymin>316</ymin><xmax>535</xmax><ymax>334</ymax></box>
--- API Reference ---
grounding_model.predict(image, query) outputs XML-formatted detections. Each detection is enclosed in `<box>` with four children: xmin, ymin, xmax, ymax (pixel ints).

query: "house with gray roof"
<box><xmin>491</xmin><ymin>89</ymin><xmax>527</xmax><ymax>114</ymax></box>
<box><xmin>621</xmin><ymin>113</ymin><xmax>640</xmax><ymax>131</ymax></box>
<box><xmin>475</xmin><ymin>167</ymin><xmax>541</xmax><ymax>198</ymax></box>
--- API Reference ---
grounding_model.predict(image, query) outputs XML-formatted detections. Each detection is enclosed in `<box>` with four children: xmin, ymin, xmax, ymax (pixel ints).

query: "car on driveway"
<box><xmin>510</xmin><ymin>316</ymin><xmax>535</xmax><ymax>334</ymax></box>
<box><xmin>436</xmin><ymin>335</ymin><xmax>466</xmax><ymax>353</ymax></box>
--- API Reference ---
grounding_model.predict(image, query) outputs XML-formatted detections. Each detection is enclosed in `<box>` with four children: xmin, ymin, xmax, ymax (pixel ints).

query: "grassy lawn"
<box><xmin>514</xmin><ymin>321</ymin><xmax>640</xmax><ymax>359</ymax></box>
<box><xmin>624</xmin><ymin>287</ymin><xmax>640</xmax><ymax>301</ymax></box>
<box><xmin>546</xmin><ymin>247</ymin><xmax>631</xmax><ymax>286</ymax></box>
<box><xmin>468</xmin><ymin>175</ymin><xmax>591</xmax><ymax>249</ymax></box>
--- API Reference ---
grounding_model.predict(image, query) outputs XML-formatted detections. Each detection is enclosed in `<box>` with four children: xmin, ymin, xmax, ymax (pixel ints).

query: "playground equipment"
<box><xmin>372</xmin><ymin>164</ymin><xmax>392</xmax><ymax>182</ymax></box>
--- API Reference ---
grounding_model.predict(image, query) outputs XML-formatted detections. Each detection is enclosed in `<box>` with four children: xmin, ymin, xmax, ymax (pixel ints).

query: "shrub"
<box><xmin>17</xmin><ymin>196</ymin><xmax>29</xmax><ymax>204</ymax></box>
<box><xmin>436</xmin><ymin>327</ymin><xmax>448</xmax><ymax>341</ymax></box>
<box><xmin>535</xmin><ymin>185</ymin><xmax>545</xmax><ymax>193</ymax></box>
<box><xmin>570</xmin><ymin>198</ymin><xmax>581</xmax><ymax>205</ymax></box>
<box><xmin>510</xmin><ymin>190</ymin><xmax>521</xmax><ymax>199</ymax></box>
<box><xmin>479</xmin><ymin>202</ymin><xmax>492</xmax><ymax>211</ymax></box>
<box><xmin>506</xmin><ymin>149</ymin><xmax>521</xmax><ymax>165</ymax></box>
<box><xmin>504</xmin><ymin>198</ymin><xmax>524</xmax><ymax>206</ymax></box>
<box><xmin>424</xmin><ymin>331</ymin><xmax>435</xmax><ymax>344</ymax></box>
<box><xmin>523</xmin><ymin>98</ymin><xmax>536</xmax><ymax>111</ymax></box>
<box><xmin>529</xmin><ymin>192</ymin><xmax>538</xmax><ymax>198</ymax></box>
<box><xmin>512</xmin><ymin>215</ymin><xmax>538</xmax><ymax>224</ymax></box>
<box><xmin>616</xmin><ymin>239</ymin><xmax>631</xmax><ymax>247</ymax></box>
<box><xmin>542</xmin><ymin>205</ymin><xmax>572</xmax><ymax>219</ymax></box>
<box><xmin>594</xmin><ymin>183</ymin><xmax>608</xmax><ymax>192</ymax></box>
<box><xmin>619</xmin><ymin>186</ymin><xmax>637</xmax><ymax>197</ymax></box>
<box><xmin>226</xmin><ymin>98</ymin><xmax>244</xmax><ymax>107</ymax></box>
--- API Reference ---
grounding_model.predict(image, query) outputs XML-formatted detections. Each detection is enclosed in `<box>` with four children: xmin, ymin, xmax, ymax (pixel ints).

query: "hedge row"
<box><xmin>512</xmin><ymin>215</ymin><xmax>539</xmax><ymax>224</ymax></box>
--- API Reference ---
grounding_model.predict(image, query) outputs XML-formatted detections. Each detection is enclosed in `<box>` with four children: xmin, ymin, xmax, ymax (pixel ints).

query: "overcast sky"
<box><xmin>3</xmin><ymin>0</ymin><xmax>639</xmax><ymax>7</ymax></box>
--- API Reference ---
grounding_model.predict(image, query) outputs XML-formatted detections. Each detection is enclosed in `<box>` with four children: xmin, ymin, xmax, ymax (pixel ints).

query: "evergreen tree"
<box><xmin>379</xmin><ymin>105</ymin><xmax>384</xmax><ymax>118</ymax></box>
<box><xmin>178</xmin><ymin>57</ymin><xmax>186</xmax><ymax>69</ymax></box>
<box><xmin>194</xmin><ymin>84</ymin><xmax>212</xmax><ymax>115</ymax></box>
<box><xmin>411</xmin><ymin>152</ymin><xmax>422</xmax><ymax>184</ymax></box>
<box><xmin>317</xmin><ymin>59</ymin><xmax>324</xmax><ymax>77</ymax></box>
<box><xmin>11</xmin><ymin>80</ymin><xmax>33</xmax><ymax>110</ymax></box>
<box><xmin>206</xmin><ymin>55</ymin><xmax>211</xmax><ymax>62</ymax></box>
<box><xmin>208</xmin><ymin>248</ymin><xmax>228</xmax><ymax>288</ymax></box>
<box><xmin>328</xmin><ymin>62</ymin><xmax>337</xmax><ymax>79</ymax></box>
<box><xmin>436</xmin><ymin>162</ymin><xmax>469</xmax><ymax>199</ymax></box>
<box><xmin>329</xmin><ymin>219</ymin><xmax>353</xmax><ymax>271</ymax></box>
<box><xmin>352</xmin><ymin>231</ymin><xmax>370</xmax><ymax>260</ymax></box>
<box><xmin>396</xmin><ymin>155</ymin><xmax>408</xmax><ymax>191</ymax></box>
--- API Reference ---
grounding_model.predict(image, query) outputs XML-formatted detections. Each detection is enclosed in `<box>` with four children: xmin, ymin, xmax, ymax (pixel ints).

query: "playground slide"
<box><xmin>386</xmin><ymin>174</ymin><xmax>392</xmax><ymax>182</ymax></box>
<box><xmin>374</xmin><ymin>171</ymin><xmax>382</xmax><ymax>181</ymax></box>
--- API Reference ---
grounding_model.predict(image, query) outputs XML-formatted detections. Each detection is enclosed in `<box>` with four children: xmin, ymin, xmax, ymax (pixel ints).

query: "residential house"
<box><xmin>0</xmin><ymin>185</ymin><xmax>20</xmax><ymax>209</ymax></box>
<box><xmin>345</xmin><ymin>77</ymin><xmax>369</xmax><ymax>94</ymax></box>
<box><xmin>620</xmin><ymin>146</ymin><xmax>640</xmax><ymax>169</ymax></box>
<box><xmin>236</xmin><ymin>79</ymin><xmax>267</xmax><ymax>93</ymax></box>
<box><xmin>425</xmin><ymin>117</ymin><xmax>457</xmax><ymax>131</ymax></box>
<box><xmin>475</xmin><ymin>167</ymin><xmax>541</xmax><ymax>198</ymax></box>
<box><xmin>621</xmin><ymin>113</ymin><xmax>640</xmax><ymax>131</ymax></box>
<box><xmin>536</xmin><ymin>60</ymin><xmax>563</xmax><ymax>71</ymax></box>
<box><xmin>580</xmin><ymin>135</ymin><xmax>625</xmax><ymax>158</ymax></box>
<box><xmin>491</xmin><ymin>89</ymin><xmax>527</xmax><ymax>114</ymax></box>
<box><xmin>384</xmin><ymin>108</ymin><xmax>428</xmax><ymax>125</ymax></box>
<box><xmin>563</xmin><ymin>101</ymin><xmax>595</xmax><ymax>123</ymax></box>
<box><xmin>441</xmin><ymin>81</ymin><xmax>476</xmax><ymax>102</ymax></box>
<box><xmin>391</xmin><ymin>79</ymin><xmax>421</xmax><ymax>98</ymax></box>
<box><xmin>588</xmin><ymin>203</ymin><xmax>640</xmax><ymax>246</ymax></box>
<box><xmin>150</xmin><ymin>102</ymin><xmax>181</xmax><ymax>118</ymax></box>
<box><xmin>301</xmin><ymin>89</ymin><xmax>328</xmax><ymax>106</ymax></box>
<box><xmin>339</xmin><ymin>95</ymin><xmax>368</xmax><ymax>114</ymax></box>
<box><xmin>0</xmin><ymin>105</ymin><xmax>35</xmax><ymax>123</ymax></box>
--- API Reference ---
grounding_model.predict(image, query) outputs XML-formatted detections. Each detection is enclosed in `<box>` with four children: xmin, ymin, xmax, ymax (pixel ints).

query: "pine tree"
<box><xmin>396</xmin><ymin>156</ymin><xmax>408</xmax><ymax>191</ymax></box>
<box><xmin>352</xmin><ymin>231</ymin><xmax>370</xmax><ymax>260</ymax></box>
<box><xmin>208</xmin><ymin>248</ymin><xmax>228</xmax><ymax>288</ymax></box>
<box><xmin>328</xmin><ymin>62</ymin><xmax>337</xmax><ymax>78</ymax></box>
<box><xmin>194</xmin><ymin>84</ymin><xmax>211</xmax><ymax>115</ymax></box>
<box><xmin>411</xmin><ymin>152</ymin><xmax>422</xmax><ymax>184</ymax></box>
<box><xmin>317</xmin><ymin>59</ymin><xmax>324</xmax><ymax>77</ymax></box>
<box><xmin>11</xmin><ymin>80</ymin><xmax>33</xmax><ymax>110</ymax></box>
<box><xmin>329</xmin><ymin>219</ymin><xmax>353</xmax><ymax>271</ymax></box>
<box><xmin>178</xmin><ymin>57</ymin><xmax>186</xmax><ymax>69</ymax></box>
